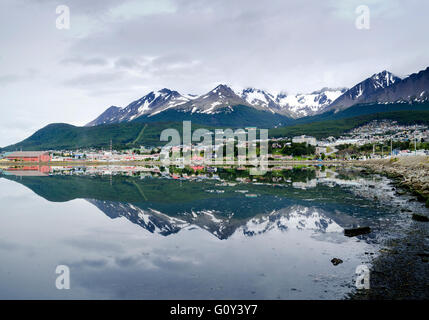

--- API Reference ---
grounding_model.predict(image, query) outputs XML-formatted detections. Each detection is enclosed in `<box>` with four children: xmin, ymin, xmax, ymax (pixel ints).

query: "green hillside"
<box><xmin>296</xmin><ymin>101</ymin><xmax>429</xmax><ymax>124</ymax></box>
<box><xmin>269</xmin><ymin>110</ymin><xmax>429</xmax><ymax>139</ymax></box>
<box><xmin>2</xmin><ymin>122</ymin><xmax>217</xmax><ymax>151</ymax></box>
<box><xmin>3</xmin><ymin>104</ymin><xmax>429</xmax><ymax>151</ymax></box>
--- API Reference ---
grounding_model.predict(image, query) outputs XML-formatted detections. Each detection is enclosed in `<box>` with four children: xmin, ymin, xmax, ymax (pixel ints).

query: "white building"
<box><xmin>292</xmin><ymin>135</ymin><xmax>317</xmax><ymax>146</ymax></box>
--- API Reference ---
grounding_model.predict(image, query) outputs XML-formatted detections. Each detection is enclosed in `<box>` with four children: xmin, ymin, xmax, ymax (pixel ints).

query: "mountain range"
<box><xmin>86</xmin><ymin>66</ymin><xmax>429</xmax><ymax>127</ymax></box>
<box><xmin>2</xmin><ymin>66</ymin><xmax>429</xmax><ymax>151</ymax></box>
<box><xmin>86</xmin><ymin>85</ymin><xmax>346</xmax><ymax>126</ymax></box>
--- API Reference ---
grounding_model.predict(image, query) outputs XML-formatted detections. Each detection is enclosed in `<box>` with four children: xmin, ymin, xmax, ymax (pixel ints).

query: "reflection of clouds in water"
<box><xmin>66</xmin><ymin>258</ymin><xmax>109</xmax><ymax>269</ymax></box>
<box><xmin>59</xmin><ymin>251</ymin><xmax>216</xmax><ymax>299</ymax></box>
<box><xmin>311</xmin><ymin>232</ymin><xmax>350</xmax><ymax>244</ymax></box>
<box><xmin>0</xmin><ymin>239</ymin><xmax>23</xmax><ymax>250</ymax></box>
<box><xmin>57</xmin><ymin>226</ymin><xmax>372</xmax><ymax>299</ymax></box>
<box><xmin>0</xmin><ymin>238</ymin><xmax>38</xmax><ymax>257</ymax></box>
<box><xmin>62</xmin><ymin>238</ymin><xmax>125</xmax><ymax>254</ymax></box>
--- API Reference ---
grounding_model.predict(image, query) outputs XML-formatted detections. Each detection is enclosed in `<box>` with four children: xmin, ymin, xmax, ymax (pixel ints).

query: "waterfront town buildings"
<box><xmin>4</xmin><ymin>151</ymin><xmax>51</xmax><ymax>162</ymax></box>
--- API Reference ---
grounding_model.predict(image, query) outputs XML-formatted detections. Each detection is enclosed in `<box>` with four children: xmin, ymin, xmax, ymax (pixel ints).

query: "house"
<box><xmin>5</xmin><ymin>151</ymin><xmax>51</xmax><ymax>162</ymax></box>
<box><xmin>316</xmin><ymin>147</ymin><xmax>327</xmax><ymax>155</ymax></box>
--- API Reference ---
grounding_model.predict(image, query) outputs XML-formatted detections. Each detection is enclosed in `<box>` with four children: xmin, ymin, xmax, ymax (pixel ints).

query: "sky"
<box><xmin>1</xmin><ymin>0</ymin><xmax>428</xmax><ymax>147</ymax></box>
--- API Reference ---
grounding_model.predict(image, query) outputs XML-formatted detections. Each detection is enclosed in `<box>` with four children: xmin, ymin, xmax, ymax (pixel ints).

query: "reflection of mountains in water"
<box><xmin>2</xmin><ymin>172</ymin><xmax>389</xmax><ymax>238</ymax></box>
<box><xmin>88</xmin><ymin>199</ymin><xmax>347</xmax><ymax>239</ymax></box>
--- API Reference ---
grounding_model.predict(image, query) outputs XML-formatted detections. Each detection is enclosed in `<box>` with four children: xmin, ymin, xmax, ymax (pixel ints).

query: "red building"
<box><xmin>5</xmin><ymin>151</ymin><xmax>51</xmax><ymax>162</ymax></box>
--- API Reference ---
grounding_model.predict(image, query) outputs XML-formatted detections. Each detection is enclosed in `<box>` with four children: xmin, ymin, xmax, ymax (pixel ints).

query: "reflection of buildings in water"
<box><xmin>292</xmin><ymin>169</ymin><xmax>338</xmax><ymax>189</ymax></box>
<box><xmin>315</xmin><ymin>169</ymin><xmax>327</xmax><ymax>178</ymax></box>
<box><xmin>2</xmin><ymin>166</ymin><xmax>51</xmax><ymax>177</ymax></box>
<box><xmin>292</xmin><ymin>179</ymin><xmax>317</xmax><ymax>189</ymax></box>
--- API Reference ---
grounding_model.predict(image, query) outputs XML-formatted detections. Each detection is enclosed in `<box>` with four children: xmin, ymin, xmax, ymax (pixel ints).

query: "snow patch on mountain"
<box><xmin>240</xmin><ymin>88</ymin><xmax>278</xmax><ymax>114</ymax></box>
<box><xmin>276</xmin><ymin>88</ymin><xmax>347</xmax><ymax>118</ymax></box>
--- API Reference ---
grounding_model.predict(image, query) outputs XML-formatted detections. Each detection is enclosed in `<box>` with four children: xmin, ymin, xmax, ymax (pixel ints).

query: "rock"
<box><xmin>417</xmin><ymin>253</ymin><xmax>429</xmax><ymax>258</ymax></box>
<box><xmin>331</xmin><ymin>258</ymin><xmax>343</xmax><ymax>266</ymax></box>
<box><xmin>412</xmin><ymin>190</ymin><xmax>427</xmax><ymax>202</ymax></box>
<box><xmin>344</xmin><ymin>226</ymin><xmax>371</xmax><ymax>237</ymax></box>
<box><xmin>411</xmin><ymin>214</ymin><xmax>429</xmax><ymax>222</ymax></box>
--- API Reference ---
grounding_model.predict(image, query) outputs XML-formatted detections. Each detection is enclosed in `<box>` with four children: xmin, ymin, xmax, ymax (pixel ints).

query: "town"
<box><xmin>1</xmin><ymin>120</ymin><xmax>428</xmax><ymax>164</ymax></box>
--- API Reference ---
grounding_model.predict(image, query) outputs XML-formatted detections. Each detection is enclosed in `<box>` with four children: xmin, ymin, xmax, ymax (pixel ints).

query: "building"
<box><xmin>315</xmin><ymin>146</ymin><xmax>327</xmax><ymax>155</ymax></box>
<box><xmin>292</xmin><ymin>135</ymin><xmax>317</xmax><ymax>146</ymax></box>
<box><xmin>5</xmin><ymin>151</ymin><xmax>51</xmax><ymax>162</ymax></box>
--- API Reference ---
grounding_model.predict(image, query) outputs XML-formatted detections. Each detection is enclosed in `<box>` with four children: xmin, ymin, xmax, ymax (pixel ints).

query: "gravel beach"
<box><xmin>350</xmin><ymin>156</ymin><xmax>429</xmax><ymax>299</ymax></box>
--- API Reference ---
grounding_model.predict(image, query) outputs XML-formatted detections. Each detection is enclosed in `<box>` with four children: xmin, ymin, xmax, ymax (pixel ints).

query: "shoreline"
<box><xmin>359</xmin><ymin>156</ymin><xmax>429</xmax><ymax>206</ymax></box>
<box><xmin>350</xmin><ymin>156</ymin><xmax>429</xmax><ymax>299</ymax></box>
<box><xmin>0</xmin><ymin>159</ymin><xmax>359</xmax><ymax>167</ymax></box>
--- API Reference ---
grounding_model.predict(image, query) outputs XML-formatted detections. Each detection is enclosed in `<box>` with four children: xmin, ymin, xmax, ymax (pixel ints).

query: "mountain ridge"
<box><xmin>86</xmin><ymin>66</ymin><xmax>429</xmax><ymax>127</ymax></box>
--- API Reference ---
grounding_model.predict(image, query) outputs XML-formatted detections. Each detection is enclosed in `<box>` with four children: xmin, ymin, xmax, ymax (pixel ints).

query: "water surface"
<box><xmin>0</xmin><ymin>165</ymin><xmax>425</xmax><ymax>299</ymax></box>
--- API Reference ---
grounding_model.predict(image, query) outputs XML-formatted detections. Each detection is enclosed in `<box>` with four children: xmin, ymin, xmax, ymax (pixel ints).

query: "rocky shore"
<box><xmin>351</xmin><ymin>156</ymin><xmax>429</xmax><ymax>299</ymax></box>
<box><xmin>360</xmin><ymin>156</ymin><xmax>429</xmax><ymax>206</ymax></box>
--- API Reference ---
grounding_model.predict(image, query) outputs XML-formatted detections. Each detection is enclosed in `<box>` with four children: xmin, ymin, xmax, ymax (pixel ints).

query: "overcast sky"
<box><xmin>1</xmin><ymin>0</ymin><xmax>428</xmax><ymax>147</ymax></box>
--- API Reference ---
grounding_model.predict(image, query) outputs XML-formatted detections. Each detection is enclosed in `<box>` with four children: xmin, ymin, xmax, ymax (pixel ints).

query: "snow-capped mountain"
<box><xmin>323</xmin><ymin>70</ymin><xmax>401</xmax><ymax>112</ymax></box>
<box><xmin>86</xmin><ymin>88</ymin><xmax>191</xmax><ymax>126</ymax></box>
<box><xmin>275</xmin><ymin>88</ymin><xmax>347</xmax><ymax>118</ymax></box>
<box><xmin>240</xmin><ymin>88</ymin><xmax>281</xmax><ymax>114</ymax></box>
<box><xmin>86</xmin><ymin>66</ymin><xmax>429</xmax><ymax>127</ymax></box>
<box><xmin>174</xmin><ymin>84</ymin><xmax>251</xmax><ymax>114</ymax></box>
<box><xmin>365</xmin><ymin>66</ymin><xmax>429</xmax><ymax>104</ymax></box>
<box><xmin>238</xmin><ymin>87</ymin><xmax>347</xmax><ymax>118</ymax></box>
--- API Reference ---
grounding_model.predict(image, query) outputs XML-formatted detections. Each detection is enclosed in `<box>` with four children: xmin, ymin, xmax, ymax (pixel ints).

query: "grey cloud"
<box><xmin>67</xmin><ymin>0</ymin><xmax>429</xmax><ymax>93</ymax></box>
<box><xmin>0</xmin><ymin>69</ymin><xmax>38</xmax><ymax>85</ymax></box>
<box><xmin>114</xmin><ymin>57</ymin><xmax>143</xmax><ymax>69</ymax></box>
<box><xmin>1</xmin><ymin>0</ymin><xmax>429</xmax><ymax>147</ymax></box>
<box><xmin>0</xmin><ymin>74</ymin><xmax>25</xmax><ymax>85</ymax></box>
<box><xmin>24</xmin><ymin>0</ymin><xmax>122</xmax><ymax>14</ymax></box>
<box><xmin>61</xmin><ymin>56</ymin><xmax>108</xmax><ymax>66</ymax></box>
<box><xmin>62</xmin><ymin>71</ymin><xmax>125</xmax><ymax>87</ymax></box>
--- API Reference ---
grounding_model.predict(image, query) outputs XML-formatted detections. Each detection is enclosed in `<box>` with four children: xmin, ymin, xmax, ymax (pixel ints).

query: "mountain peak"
<box><xmin>240</xmin><ymin>87</ymin><xmax>279</xmax><ymax>114</ymax></box>
<box><xmin>369</xmin><ymin>70</ymin><xmax>400</xmax><ymax>88</ymax></box>
<box><xmin>158</xmin><ymin>88</ymin><xmax>180</xmax><ymax>96</ymax></box>
<box><xmin>173</xmin><ymin>84</ymin><xmax>249</xmax><ymax>114</ymax></box>
<box><xmin>211</xmin><ymin>84</ymin><xmax>235</xmax><ymax>95</ymax></box>
<box><xmin>323</xmin><ymin>70</ymin><xmax>401</xmax><ymax>112</ymax></box>
<box><xmin>86</xmin><ymin>89</ymin><xmax>190</xmax><ymax>126</ymax></box>
<box><xmin>85</xmin><ymin>105</ymin><xmax>122</xmax><ymax>126</ymax></box>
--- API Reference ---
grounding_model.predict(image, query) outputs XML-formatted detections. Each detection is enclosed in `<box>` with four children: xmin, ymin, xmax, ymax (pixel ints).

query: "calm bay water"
<box><xmin>0</xmin><ymin>165</ymin><xmax>425</xmax><ymax>299</ymax></box>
